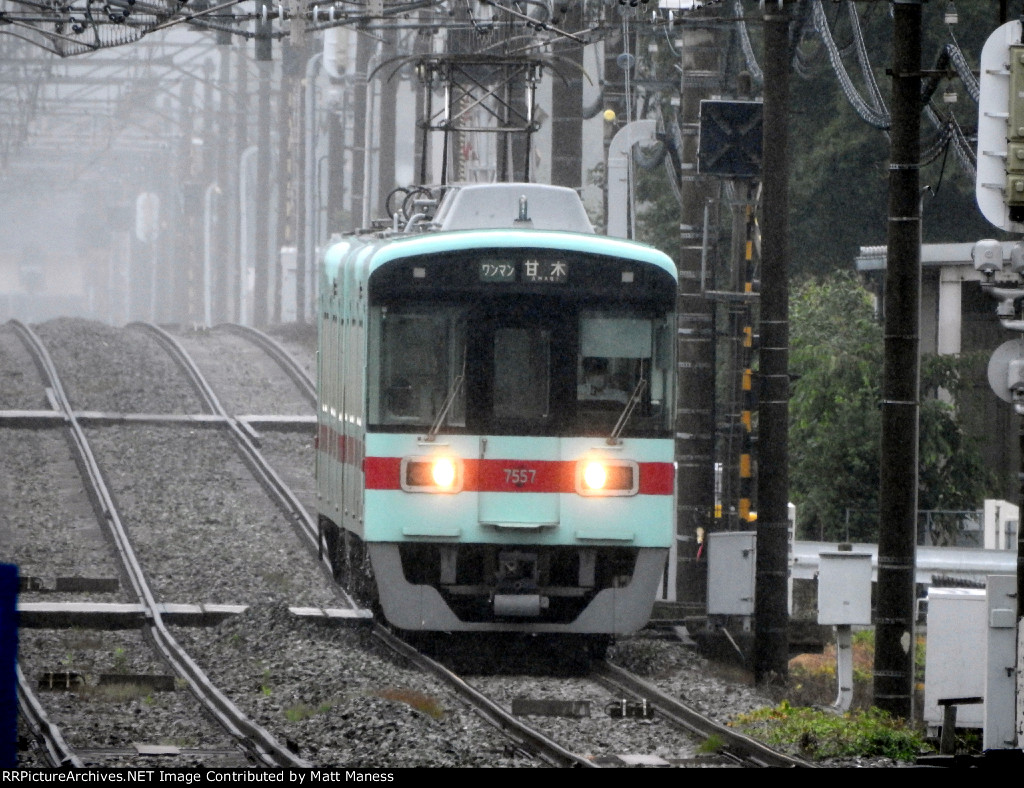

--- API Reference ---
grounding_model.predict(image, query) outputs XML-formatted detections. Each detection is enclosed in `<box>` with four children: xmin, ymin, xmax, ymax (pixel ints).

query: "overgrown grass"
<box><xmin>736</xmin><ymin>629</ymin><xmax>934</xmax><ymax>761</ymax></box>
<box><xmin>697</xmin><ymin>734</ymin><xmax>725</xmax><ymax>754</ymax></box>
<box><xmin>284</xmin><ymin>702</ymin><xmax>333</xmax><ymax>722</ymax></box>
<box><xmin>731</xmin><ymin>701</ymin><xmax>929</xmax><ymax>761</ymax></box>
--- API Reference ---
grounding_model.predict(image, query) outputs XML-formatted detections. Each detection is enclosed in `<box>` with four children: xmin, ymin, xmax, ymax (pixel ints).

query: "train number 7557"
<box><xmin>504</xmin><ymin>468</ymin><xmax>536</xmax><ymax>485</ymax></box>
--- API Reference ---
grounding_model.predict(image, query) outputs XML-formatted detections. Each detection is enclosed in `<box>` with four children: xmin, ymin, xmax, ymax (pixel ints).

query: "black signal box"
<box><xmin>697</xmin><ymin>99</ymin><xmax>763</xmax><ymax>179</ymax></box>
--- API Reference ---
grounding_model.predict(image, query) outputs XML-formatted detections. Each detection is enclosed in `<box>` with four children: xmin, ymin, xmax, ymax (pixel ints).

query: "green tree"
<box><xmin>789</xmin><ymin>272</ymin><xmax>883</xmax><ymax>540</ymax></box>
<box><xmin>917</xmin><ymin>352</ymin><xmax>998</xmax><ymax>544</ymax></box>
<box><xmin>788</xmin><ymin>272</ymin><xmax>994</xmax><ymax>542</ymax></box>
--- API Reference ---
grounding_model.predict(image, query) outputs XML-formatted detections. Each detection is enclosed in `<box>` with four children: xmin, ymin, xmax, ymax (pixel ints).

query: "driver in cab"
<box><xmin>578</xmin><ymin>357</ymin><xmax>629</xmax><ymax>404</ymax></box>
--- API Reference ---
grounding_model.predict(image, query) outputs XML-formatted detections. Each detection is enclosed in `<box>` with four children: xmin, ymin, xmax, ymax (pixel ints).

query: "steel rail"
<box><xmin>10</xmin><ymin>319</ymin><xmax>311</xmax><ymax>769</ymax></box>
<box><xmin>592</xmin><ymin>660</ymin><xmax>816</xmax><ymax>769</ymax></box>
<box><xmin>216</xmin><ymin>323</ymin><xmax>316</xmax><ymax>407</ymax></box>
<box><xmin>15</xmin><ymin>664</ymin><xmax>84</xmax><ymax>768</ymax></box>
<box><xmin>373</xmin><ymin>626</ymin><xmax>599</xmax><ymax>768</ymax></box>
<box><xmin>126</xmin><ymin>322</ymin><xmax>354</xmax><ymax>603</ymax></box>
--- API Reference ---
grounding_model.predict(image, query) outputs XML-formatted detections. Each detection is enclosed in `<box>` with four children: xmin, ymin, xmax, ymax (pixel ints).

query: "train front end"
<box><xmin>359</xmin><ymin>230</ymin><xmax>678</xmax><ymax>635</ymax></box>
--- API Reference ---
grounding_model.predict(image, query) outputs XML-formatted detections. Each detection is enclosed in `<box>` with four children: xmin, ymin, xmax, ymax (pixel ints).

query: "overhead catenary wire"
<box><xmin>811</xmin><ymin>0</ymin><xmax>890</xmax><ymax>129</ymax></box>
<box><xmin>733</xmin><ymin>0</ymin><xmax>982</xmax><ymax>171</ymax></box>
<box><xmin>734</xmin><ymin>0</ymin><xmax>763</xmax><ymax>84</ymax></box>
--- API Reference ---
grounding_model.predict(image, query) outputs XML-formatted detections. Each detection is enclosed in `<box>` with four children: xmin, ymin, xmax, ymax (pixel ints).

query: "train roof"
<box><xmin>431</xmin><ymin>183</ymin><xmax>595</xmax><ymax>233</ymax></box>
<box><xmin>321</xmin><ymin>184</ymin><xmax>677</xmax><ymax>285</ymax></box>
<box><xmin>321</xmin><ymin>229</ymin><xmax>679</xmax><ymax>284</ymax></box>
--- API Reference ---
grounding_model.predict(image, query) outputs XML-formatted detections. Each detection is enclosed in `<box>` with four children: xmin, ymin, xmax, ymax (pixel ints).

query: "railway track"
<box><xmin>7</xmin><ymin>320</ymin><xmax>315</xmax><ymax>768</ymax></box>
<box><xmin>4</xmin><ymin>319</ymin><xmax>811</xmax><ymax>768</ymax></box>
<box><xmin>127</xmin><ymin>322</ymin><xmax>334</xmax><ymax>589</ymax></box>
<box><xmin>591</xmin><ymin>661</ymin><xmax>812</xmax><ymax>767</ymax></box>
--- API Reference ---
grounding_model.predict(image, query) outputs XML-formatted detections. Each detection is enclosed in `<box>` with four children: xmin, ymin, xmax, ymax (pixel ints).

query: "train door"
<box><xmin>468</xmin><ymin>300</ymin><xmax>573</xmax><ymax>529</ymax></box>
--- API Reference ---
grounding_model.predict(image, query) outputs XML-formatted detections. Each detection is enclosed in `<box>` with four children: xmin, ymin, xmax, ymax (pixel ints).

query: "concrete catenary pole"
<box><xmin>674</xmin><ymin>9</ymin><xmax>721</xmax><ymax>610</ymax></box>
<box><xmin>253</xmin><ymin>0</ymin><xmax>274</xmax><ymax>326</ymax></box>
<box><xmin>550</xmin><ymin>2</ymin><xmax>583</xmax><ymax>191</ymax></box>
<box><xmin>276</xmin><ymin>38</ymin><xmax>306</xmax><ymax>324</ymax></box>
<box><xmin>175</xmin><ymin>77</ymin><xmax>197</xmax><ymax>325</ymax></box>
<box><xmin>753</xmin><ymin>0</ymin><xmax>792</xmax><ymax>686</ymax></box>
<box><xmin>874</xmin><ymin>0</ymin><xmax>922</xmax><ymax>720</ymax></box>
<box><xmin>201</xmin><ymin>58</ymin><xmax>218</xmax><ymax>327</ymax></box>
<box><xmin>291</xmin><ymin>1</ymin><xmax>309</xmax><ymax>324</ymax></box>
<box><xmin>213</xmin><ymin>45</ymin><xmax>237</xmax><ymax>325</ymax></box>
<box><xmin>377</xmin><ymin>34</ymin><xmax>398</xmax><ymax>216</ymax></box>
<box><xmin>349</xmin><ymin>31</ymin><xmax>373</xmax><ymax>230</ymax></box>
<box><xmin>229</xmin><ymin>47</ymin><xmax>250</xmax><ymax>324</ymax></box>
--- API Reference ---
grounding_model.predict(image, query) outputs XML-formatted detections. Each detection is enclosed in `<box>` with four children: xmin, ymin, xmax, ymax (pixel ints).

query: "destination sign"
<box><xmin>523</xmin><ymin>258</ymin><xmax>568</xmax><ymax>284</ymax></box>
<box><xmin>478</xmin><ymin>258</ymin><xmax>569</xmax><ymax>284</ymax></box>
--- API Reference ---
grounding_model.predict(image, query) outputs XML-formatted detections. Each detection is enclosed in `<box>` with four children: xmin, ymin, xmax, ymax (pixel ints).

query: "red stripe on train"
<box><xmin>318</xmin><ymin>423</ymin><xmax>364</xmax><ymax>466</ymax></box>
<box><xmin>361</xmin><ymin>456</ymin><xmax>674</xmax><ymax>495</ymax></box>
<box><xmin>317</xmin><ymin>426</ymin><xmax>673</xmax><ymax>494</ymax></box>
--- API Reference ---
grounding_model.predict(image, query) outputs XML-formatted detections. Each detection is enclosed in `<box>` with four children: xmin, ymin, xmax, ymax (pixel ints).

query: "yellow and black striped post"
<box><xmin>738</xmin><ymin>201</ymin><xmax>757</xmax><ymax>525</ymax></box>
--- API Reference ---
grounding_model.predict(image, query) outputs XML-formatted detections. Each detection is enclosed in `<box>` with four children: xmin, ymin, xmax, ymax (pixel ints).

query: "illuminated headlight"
<box><xmin>430</xmin><ymin>457</ymin><xmax>457</xmax><ymax>488</ymax></box>
<box><xmin>575</xmin><ymin>459</ymin><xmax>639</xmax><ymax>496</ymax></box>
<box><xmin>401</xmin><ymin>456</ymin><xmax>463</xmax><ymax>493</ymax></box>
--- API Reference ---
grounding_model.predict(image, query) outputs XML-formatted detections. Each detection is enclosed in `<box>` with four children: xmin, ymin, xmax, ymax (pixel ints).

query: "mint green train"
<box><xmin>316</xmin><ymin>184</ymin><xmax>678</xmax><ymax>645</ymax></box>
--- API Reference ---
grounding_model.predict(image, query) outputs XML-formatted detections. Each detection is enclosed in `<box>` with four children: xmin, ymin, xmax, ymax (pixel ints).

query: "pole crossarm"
<box><xmin>413</xmin><ymin>55</ymin><xmax>544</xmax><ymax>133</ymax></box>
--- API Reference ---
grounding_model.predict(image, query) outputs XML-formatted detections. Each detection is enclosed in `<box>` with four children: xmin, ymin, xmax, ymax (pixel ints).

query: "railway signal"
<box><xmin>977</xmin><ymin>20</ymin><xmax>1024</xmax><ymax>231</ymax></box>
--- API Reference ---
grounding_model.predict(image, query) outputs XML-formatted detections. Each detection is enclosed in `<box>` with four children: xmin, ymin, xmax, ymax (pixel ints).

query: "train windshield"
<box><xmin>575</xmin><ymin>311</ymin><xmax>672</xmax><ymax>436</ymax></box>
<box><xmin>369</xmin><ymin>299</ymin><xmax>673</xmax><ymax>438</ymax></box>
<box><xmin>370</xmin><ymin>304</ymin><xmax>468</xmax><ymax>428</ymax></box>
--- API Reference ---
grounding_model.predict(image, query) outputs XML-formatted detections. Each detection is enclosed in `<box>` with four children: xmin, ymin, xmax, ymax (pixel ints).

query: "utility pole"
<box><xmin>753</xmin><ymin>0</ymin><xmax>791</xmax><ymax>686</ymax></box>
<box><xmin>874</xmin><ymin>0</ymin><xmax>922</xmax><ymax>720</ymax></box>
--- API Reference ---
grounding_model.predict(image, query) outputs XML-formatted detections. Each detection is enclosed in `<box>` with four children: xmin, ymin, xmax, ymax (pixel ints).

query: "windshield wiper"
<box><xmin>608</xmin><ymin>377</ymin><xmax>647</xmax><ymax>445</ymax></box>
<box><xmin>425</xmin><ymin>358</ymin><xmax>466</xmax><ymax>442</ymax></box>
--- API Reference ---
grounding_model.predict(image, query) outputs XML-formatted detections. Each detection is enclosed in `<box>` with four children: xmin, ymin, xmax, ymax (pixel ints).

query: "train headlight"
<box><xmin>401</xmin><ymin>456</ymin><xmax>464</xmax><ymax>493</ymax></box>
<box><xmin>583</xmin><ymin>461</ymin><xmax>608</xmax><ymax>490</ymax></box>
<box><xmin>431</xmin><ymin>457</ymin><xmax>457</xmax><ymax>488</ymax></box>
<box><xmin>576</xmin><ymin>459</ymin><xmax>639</xmax><ymax>497</ymax></box>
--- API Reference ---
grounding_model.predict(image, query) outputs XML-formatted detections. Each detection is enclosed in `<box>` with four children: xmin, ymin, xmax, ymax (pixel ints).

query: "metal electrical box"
<box><xmin>707</xmin><ymin>531</ymin><xmax>755</xmax><ymax>616</ymax></box>
<box><xmin>984</xmin><ymin>575</ymin><xmax>1017</xmax><ymax>750</ymax></box>
<box><xmin>924</xmin><ymin>587</ymin><xmax>987</xmax><ymax>732</ymax></box>
<box><xmin>817</xmin><ymin>552</ymin><xmax>872</xmax><ymax>626</ymax></box>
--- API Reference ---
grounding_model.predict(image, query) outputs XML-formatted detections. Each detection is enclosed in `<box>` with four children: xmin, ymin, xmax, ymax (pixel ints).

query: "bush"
<box><xmin>731</xmin><ymin>702</ymin><xmax>928</xmax><ymax>762</ymax></box>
